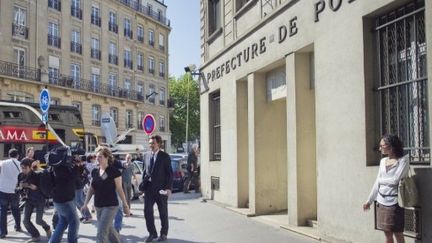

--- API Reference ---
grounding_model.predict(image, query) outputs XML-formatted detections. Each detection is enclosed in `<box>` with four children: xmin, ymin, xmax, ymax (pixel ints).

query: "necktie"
<box><xmin>150</xmin><ymin>155</ymin><xmax>155</xmax><ymax>173</ymax></box>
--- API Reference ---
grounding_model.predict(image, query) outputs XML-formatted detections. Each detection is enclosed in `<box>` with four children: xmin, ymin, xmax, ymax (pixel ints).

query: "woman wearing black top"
<box><xmin>81</xmin><ymin>146</ymin><xmax>130</xmax><ymax>243</ymax></box>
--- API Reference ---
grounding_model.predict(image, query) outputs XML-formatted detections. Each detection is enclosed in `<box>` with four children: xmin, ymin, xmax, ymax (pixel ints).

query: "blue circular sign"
<box><xmin>39</xmin><ymin>89</ymin><xmax>51</xmax><ymax>113</ymax></box>
<box><xmin>143</xmin><ymin>114</ymin><xmax>156</xmax><ymax>135</ymax></box>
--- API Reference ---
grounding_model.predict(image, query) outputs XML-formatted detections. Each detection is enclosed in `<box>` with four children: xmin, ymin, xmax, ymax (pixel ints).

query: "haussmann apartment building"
<box><xmin>0</xmin><ymin>0</ymin><xmax>171</xmax><ymax>152</ymax></box>
<box><xmin>199</xmin><ymin>0</ymin><xmax>431</xmax><ymax>242</ymax></box>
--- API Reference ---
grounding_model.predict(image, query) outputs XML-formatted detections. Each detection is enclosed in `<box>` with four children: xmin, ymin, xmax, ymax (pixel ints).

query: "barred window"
<box><xmin>209</xmin><ymin>91</ymin><xmax>221</xmax><ymax>161</ymax></box>
<box><xmin>376</xmin><ymin>0</ymin><xmax>428</xmax><ymax>165</ymax></box>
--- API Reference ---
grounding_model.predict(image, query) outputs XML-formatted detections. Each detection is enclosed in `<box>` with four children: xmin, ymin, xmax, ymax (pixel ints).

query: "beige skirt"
<box><xmin>376</xmin><ymin>203</ymin><xmax>405</xmax><ymax>232</ymax></box>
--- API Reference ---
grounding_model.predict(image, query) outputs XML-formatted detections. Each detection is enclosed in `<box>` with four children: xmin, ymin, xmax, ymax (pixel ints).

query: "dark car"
<box><xmin>171</xmin><ymin>157</ymin><xmax>187</xmax><ymax>192</ymax></box>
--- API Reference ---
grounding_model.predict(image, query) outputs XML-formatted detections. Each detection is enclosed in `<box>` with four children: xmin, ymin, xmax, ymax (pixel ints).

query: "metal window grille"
<box><xmin>209</xmin><ymin>91</ymin><xmax>221</xmax><ymax>161</ymax></box>
<box><xmin>376</xmin><ymin>0</ymin><xmax>429</xmax><ymax>165</ymax></box>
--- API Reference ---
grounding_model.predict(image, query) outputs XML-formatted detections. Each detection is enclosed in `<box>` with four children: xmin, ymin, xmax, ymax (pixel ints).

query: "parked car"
<box><xmin>131</xmin><ymin>160</ymin><xmax>144</xmax><ymax>199</ymax></box>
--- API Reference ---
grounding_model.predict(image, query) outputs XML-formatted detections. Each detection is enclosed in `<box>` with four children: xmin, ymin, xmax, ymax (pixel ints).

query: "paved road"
<box><xmin>0</xmin><ymin>193</ymin><xmax>317</xmax><ymax>243</ymax></box>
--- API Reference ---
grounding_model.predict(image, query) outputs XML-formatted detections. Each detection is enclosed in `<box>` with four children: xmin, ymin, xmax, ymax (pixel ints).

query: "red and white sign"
<box><xmin>142</xmin><ymin>114</ymin><xmax>156</xmax><ymax>135</ymax></box>
<box><xmin>0</xmin><ymin>126</ymin><xmax>57</xmax><ymax>143</ymax></box>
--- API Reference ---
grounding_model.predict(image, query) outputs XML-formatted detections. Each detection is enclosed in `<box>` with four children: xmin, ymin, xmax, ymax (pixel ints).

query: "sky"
<box><xmin>164</xmin><ymin>0</ymin><xmax>201</xmax><ymax>79</ymax></box>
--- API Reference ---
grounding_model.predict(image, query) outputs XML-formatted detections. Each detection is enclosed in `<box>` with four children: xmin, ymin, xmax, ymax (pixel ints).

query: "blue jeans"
<box><xmin>0</xmin><ymin>191</ymin><xmax>21</xmax><ymax>236</ymax></box>
<box><xmin>96</xmin><ymin>206</ymin><xmax>121</xmax><ymax>243</ymax></box>
<box><xmin>113</xmin><ymin>196</ymin><xmax>123</xmax><ymax>232</ymax></box>
<box><xmin>49</xmin><ymin>200</ymin><xmax>80</xmax><ymax>243</ymax></box>
<box><xmin>75</xmin><ymin>189</ymin><xmax>91</xmax><ymax>219</ymax></box>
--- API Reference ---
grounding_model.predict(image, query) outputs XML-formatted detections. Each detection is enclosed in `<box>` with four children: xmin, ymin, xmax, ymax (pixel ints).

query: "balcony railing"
<box><xmin>70</xmin><ymin>41</ymin><xmax>82</xmax><ymax>54</ymax></box>
<box><xmin>48</xmin><ymin>0</ymin><xmax>61</xmax><ymax>11</ymax></box>
<box><xmin>71</xmin><ymin>6</ymin><xmax>82</xmax><ymax>19</ymax></box>
<box><xmin>159</xmin><ymin>72</ymin><xmax>165</xmax><ymax>78</ymax></box>
<box><xmin>124</xmin><ymin>29</ymin><xmax>133</xmax><ymax>39</ymax></box>
<box><xmin>137</xmin><ymin>35</ymin><xmax>144</xmax><ymax>42</ymax></box>
<box><xmin>12</xmin><ymin>24</ymin><xmax>28</xmax><ymax>39</ymax></box>
<box><xmin>149</xmin><ymin>68</ymin><xmax>155</xmax><ymax>74</ymax></box>
<box><xmin>159</xmin><ymin>45</ymin><xmax>165</xmax><ymax>52</ymax></box>
<box><xmin>124</xmin><ymin>59</ymin><xmax>133</xmax><ymax>69</ymax></box>
<box><xmin>149</xmin><ymin>40</ymin><xmax>154</xmax><ymax>46</ymax></box>
<box><xmin>117</xmin><ymin>0</ymin><xmax>170</xmax><ymax>26</ymax></box>
<box><xmin>91</xmin><ymin>15</ymin><xmax>101</xmax><ymax>27</ymax></box>
<box><xmin>0</xmin><ymin>60</ymin><xmax>40</xmax><ymax>81</ymax></box>
<box><xmin>137</xmin><ymin>65</ymin><xmax>144</xmax><ymax>71</ymax></box>
<box><xmin>109</xmin><ymin>22</ymin><xmax>118</xmax><ymax>33</ymax></box>
<box><xmin>48</xmin><ymin>35</ymin><xmax>61</xmax><ymax>48</ymax></box>
<box><xmin>159</xmin><ymin>126</ymin><xmax>165</xmax><ymax>132</ymax></box>
<box><xmin>109</xmin><ymin>54</ymin><xmax>118</xmax><ymax>65</ymax></box>
<box><xmin>91</xmin><ymin>49</ymin><xmax>101</xmax><ymax>60</ymax></box>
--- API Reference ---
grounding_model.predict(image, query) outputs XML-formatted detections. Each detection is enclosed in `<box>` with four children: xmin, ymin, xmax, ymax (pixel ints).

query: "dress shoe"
<box><xmin>145</xmin><ymin>234</ymin><xmax>157</xmax><ymax>242</ymax></box>
<box><xmin>157</xmin><ymin>234</ymin><xmax>168</xmax><ymax>242</ymax></box>
<box><xmin>0</xmin><ymin>234</ymin><xmax>6</xmax><ymax>239</ymax></box>
<box><xmin>15</xmin><ymin>227</ymin><xmax>23</xmax><ymax>232</ymax></box>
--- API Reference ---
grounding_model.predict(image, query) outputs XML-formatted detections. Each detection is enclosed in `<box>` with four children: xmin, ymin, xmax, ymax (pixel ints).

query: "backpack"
<box><xmin>38</xmin><ymin>167</ymin><xmax>55</xmax><ymax>198</ymax></box>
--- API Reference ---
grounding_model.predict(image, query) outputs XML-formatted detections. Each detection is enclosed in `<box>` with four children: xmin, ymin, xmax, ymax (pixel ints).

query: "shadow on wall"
<box><xmin>413</xmin><ymin>167</ymin><xmax>432</xmax><ymax>243</ymax></box>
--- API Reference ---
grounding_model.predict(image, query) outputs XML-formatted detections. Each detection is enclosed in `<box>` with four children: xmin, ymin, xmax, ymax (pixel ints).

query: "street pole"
<box><xmin>185</xmin><ymin>73</ymin><xmax>190</xmax><ymax>153</ymax></box>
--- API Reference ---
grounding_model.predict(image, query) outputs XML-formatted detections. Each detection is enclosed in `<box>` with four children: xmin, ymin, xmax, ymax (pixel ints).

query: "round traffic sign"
<box><xmin>142</xmin><ymin>114</ymin><xmax>156</xmax><ymax>135</ymax></box>
<box><xmin>39</xmin><ymin>89</ymin><xmax>51</xmax><ymax>113</ymax></box>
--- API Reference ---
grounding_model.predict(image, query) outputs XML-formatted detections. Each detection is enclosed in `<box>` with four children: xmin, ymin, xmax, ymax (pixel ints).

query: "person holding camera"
<box><xmin>0</xmin><ymin>148</ymin><xmax>22</xmax><ymax>238</ymax></box>
<box><xmin>19</xmin><ymin>159</ymin><xmax>52</xmax><ymax>242</ymax></box>
<box><xmin>184</xmin><ymin>144</ymin><xmax>200</xmax><ymax>194</ymax></box>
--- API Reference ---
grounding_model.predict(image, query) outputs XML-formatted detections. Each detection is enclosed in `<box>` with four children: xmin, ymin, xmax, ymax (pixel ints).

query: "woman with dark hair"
<box><xmin>81</xmin><ymin>146</ymin><xmax>130</xmax><ymax>243</ymax></box>
<box><xmin>363</xmin><ymin>134</ymin><xmax>409</xmax><ymax>243</ymax></box>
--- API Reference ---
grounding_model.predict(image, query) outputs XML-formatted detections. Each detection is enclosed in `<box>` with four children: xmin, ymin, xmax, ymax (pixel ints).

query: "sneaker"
<box><xmin>45</xmin><ymin>228</ymin><xmax>52</xmax><ymax>239</ymax></box>
<box><xmin>26</xmin><ymin>237</ymin><xmax>41</xmax><ymax>242</ymax></box>
<box><xmin>81</xmin><ymin>218</ymin><xmax>92</xmax><ymax>224</ymax></box>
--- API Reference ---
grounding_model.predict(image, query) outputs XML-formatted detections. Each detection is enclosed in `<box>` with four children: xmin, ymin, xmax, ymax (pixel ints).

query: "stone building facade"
<box><xmin>199</xmin><ymin>0</ymin><xmax>431</xmax><ymax>242</ymax></box>
<box><xmin>0</xmin><ymin>0</ymin><xmax>171</xmax><ymax>151</ymax></box>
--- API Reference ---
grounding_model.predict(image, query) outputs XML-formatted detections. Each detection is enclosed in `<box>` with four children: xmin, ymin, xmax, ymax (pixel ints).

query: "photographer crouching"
<box><xmin>18</xmin><ymin>159</ymin><xmax>52</xmax><ymax>242</ymax></box>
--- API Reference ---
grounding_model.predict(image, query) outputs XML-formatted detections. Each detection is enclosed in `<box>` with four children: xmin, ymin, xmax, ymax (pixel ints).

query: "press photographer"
<box><xmin>18</xmin><ymin>159</ymin><xmax>52</xmax><ymax>242</ymax></box>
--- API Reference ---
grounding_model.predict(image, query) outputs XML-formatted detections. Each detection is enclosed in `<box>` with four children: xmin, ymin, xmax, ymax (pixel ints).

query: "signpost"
<box><xmin>40</xmin><ymin>88</ymin><xmax>51</xmax><ymax>155</ymax></box>
<box><xmin>142</xmin><ymin>114</ymin><xmax>156</xmax><ymax>136</ymax></box>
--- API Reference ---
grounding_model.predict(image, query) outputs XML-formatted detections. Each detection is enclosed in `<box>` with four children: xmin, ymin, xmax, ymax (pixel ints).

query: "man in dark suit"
<box><xmin>143</xmin><ymin>135</ymin><xmax>173</xmax><ymax>242</ymax></box>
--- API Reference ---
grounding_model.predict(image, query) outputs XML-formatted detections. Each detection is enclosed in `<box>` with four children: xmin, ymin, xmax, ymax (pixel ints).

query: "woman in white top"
<box><xmin>363</xmin><ymin>134</ymin><xmax>409</xmax><ymax>243</ymax></box>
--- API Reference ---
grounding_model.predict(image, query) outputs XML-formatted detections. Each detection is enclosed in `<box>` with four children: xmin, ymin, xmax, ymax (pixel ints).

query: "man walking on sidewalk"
<box><xmin>0</xmin><ymin>148</ymin><xmax>22</xmax><ymax>238</ymax></box>
<box><xmin>143</xmin><ymin>135</ymin><xmax>173</xmax><ymax>242</ymax></box>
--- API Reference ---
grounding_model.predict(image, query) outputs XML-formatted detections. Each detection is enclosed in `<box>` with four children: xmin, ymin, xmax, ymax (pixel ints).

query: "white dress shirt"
<box><xmin>0</xmin><ymin>158</ymin><xmax>22</xmax><ymax>193</ymax></box>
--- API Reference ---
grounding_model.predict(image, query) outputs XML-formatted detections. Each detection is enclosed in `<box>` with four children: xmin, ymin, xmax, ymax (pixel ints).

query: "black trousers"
<box><xmin>144</xmin><ymin>190</ymin><xmax>168</xmax><ymax>236</ymax></box>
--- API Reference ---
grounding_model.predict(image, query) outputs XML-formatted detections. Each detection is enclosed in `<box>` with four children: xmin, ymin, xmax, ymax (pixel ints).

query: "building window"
<box><xmin>159</xmin><ymin>88</ymin><xmax>165</xmax><ymax>105</ymax></box>
<box><xmin>137</xmin><ymin>53</ymin><xmax>144</xmax><ymax>71</ymax></box>
<box><xmin>109</xmin><ymin>42</ymin><xmax>118</xmax><ymax>65</ymax></box>
<box><xmin>208</xmin><ymin>0</ymin><xmax>221</xmax><ymax>36</ymax></box>
<box><xmin>159</xmin><ymin>33</ymin><xmax>165</xmax><ymax>51</ymax></box>
<box><xmin>109</xmin><ymin>11</ymin><xmax>118</xmax><ymax>33</ymax></box>
<box><xmin>13</xmin><ymin>6</ymin><xmax>28</xmax><ymax>39</ymax></box>
<box><xmin>138</xmin><ymin>112</ymin><xmax>144</xmax><ymax>129</ymax></box>
<box><xmin>48</xmin><ymin>67</ymin><xmax>59</xmax><ymax>84</ymax></box>
<box><xmin>375</xmin><ymin>1</ymin><xmax>428</xmax><ymax>165</ymax></box>
<box><xmin>209</xmin><ymin>91</ymin><xmax>221</xmax><ymax>161</ymax></box>
<box><xmin>124</xmin><ymin>18</ymin><xmax>133</xmax><ymax>39</ymax></box>
<box><xmin>70</xmin><ymin>63</ymin><xmax>80</xmax><ymax>88</ymax></box>
<box><xmin>124</xmin><ymin>49</ymin><xmax>133</xmax><ymax>69</ymax></box>
<box><xmin>7</xmin><ymin>91</ymin><xmax>33</xmax><ymax>102</ymax></box>
<box><xmin>91</xmin><ymin>37</ymin><xmax>101</xmax><ymax>60</ymax></box>
<box><xmin>70</xmin><ymin>30</ymin><xmax>82</xmax><ymax>54</ymax></box>
<box><xmin>91</xmin><ymin>69</ymin><xmax>100</xmax><ymax>92</ymax></box>
<box><xmin>91</xmin><ymin>5</ymin><xmax>101</xmax><ymax>27</ymax></box>
<box><xmin>159</xmin><ymin>62</ymin><xmax>165</xmax><ymax>78</ymax></box>
<box><xmin>48</xmin><ymin>22</ymin><xmax>61</xmax><ymax>48</ymax></box>
<box><xmin>148</xmin><ymin>56</ymin><xmax>155</xmax><ymax>74</ymax></box>
<box><xmin>148</xmin><ymin>30</ymin><xmax>154</xmax><ymax>46</ymax></box>
<box><xmin>108</xmin><ymin>73</ymin><xmax>117</xmax><ymax>96</ymax></box>
<box><xmin>71</xmin><ymin>101</ymin><xmax>81</xmax><ymax>113</ymax></box>
<box><xmin>48</xmin><ymin>0</ymin><xmax>61</xmax><ymax>11</ymax></box>
<box><xmin>14</xmin><ymin>48</ymin><xmax>26</xmax><ymax>78</ymax></box>
<box><xmin>110</xmin><ymin>107</ymin><xmax>118</xmax><ymax>127</ymax></box>
<box><xmin>137</xmin><ymin>25</ymin><xmax>144</xmax><ymax>42</ymax></box>
<box><xmin>126</xmin><ymin>110</ymin><xmax>133</xmax><ymax>129</ymax></box>
<box><xmin>137</xmin><ymin>82</ymin><xmax>144</xmax><ymax>101</ymax></box>
<box><xmin>159</xmin><ymin>116</ymin><xmax>165</xmax><ymax>132</ymax></box>
<box><xmin>71</xmin><ymin>0</ymin><xmax>82</xmax><ymax>19</ymax></box>
<box><xmin>91</xmin><ymin>104</ymin><xmax>101</xmax><ymax>126</ymax></box>
<box><xmin>50</xmin><ymin>97</ymin><xmax>61</xmax><ymax>105</ymax></box>
<box><xmin>148</xmin><ymin>84</ymin><xmax>156</xmax><ymax>104</ymax></box>
<box><xmin>124</xmin><ymin>78</ymin><xmax>131</xmax><ymax>96</ymax></box>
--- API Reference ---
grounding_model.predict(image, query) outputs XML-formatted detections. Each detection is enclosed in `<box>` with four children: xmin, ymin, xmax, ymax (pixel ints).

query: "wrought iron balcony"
<box><xmin>0</xmin><ymin>60</ymin><xmax>40</xmax><ymax>81</ymax></box>
<box><xmin>71</xmin><ymin>6</ymin><xmax>82</xmax><ymax>19</ymax></box>
<box><xmin>124</xmin><ymin>59</ymin><xmax>133</xmax><ymax>69</ymax></box>
<box><xmin>137</xmin><ymin>65</ymin><xmax>144</xmax><ymax>71</ymax></box>
<box><xmin>70</xmin><ymin>41</ymin><xmax>82</xmax><ymax>54</ymax></box>
<box><xmin>91</xmin><ymin>15</ymin><xmax>101</xmax><ymax>27</ymax></box>
<box><xmin>159</xmin><ymin>45</ymin><xmax>165</xmax><ymax>52</ymax></box>
<box><xmin>137</xmin><ymin>35</ymin><xmax>144</xmax><ymax>42</ymax></box>
<box><xmin>116</xmin><ymin>0</ymin><xmax>170</xmax><ymax>27</ymax></box>
<box><xmin>109</xmin><ymin>54</ymin><xmax>118</xmax><ymax>65</ymax></box>
<box><xmin>48</xmin><ymin>35</ymin><xmax>61</xmax><ymax>48</ymax></box>
<box><xmin>91</xmin><ymin>49</ymin><xmax>101</xmax><ymax>60</ymax></box>
<box><xmin>149</xmin><ymin>40</ymin><xmax>154</xmax><ymax>46</ymax></box>
<box><xmin>12</xmin><ymin>24</ymin><xmax>28</xmax><ymax>39</ymax></box>
<box><xmin>48</xmin><ymin>0</ymin><xmax>61</xmax><ymax>11</ymax></box>
<box><xmin>124</xmin><ymin>29</ymin><xmax>133</xmax><ymax>39</ymax></box>
<box><xmin>149</xmin><ymin>68</ymin><xmax>155</xmax><ymax>74</ymax></box>
<box><xmin>109</xmin><ymin>22</ymin><xmax>118</xmax><ymax>33</ymax></box>
<box><xmin>159</xmin><ymin>72</ymin><xmax>165</xmax><ymax>78</ymax></box>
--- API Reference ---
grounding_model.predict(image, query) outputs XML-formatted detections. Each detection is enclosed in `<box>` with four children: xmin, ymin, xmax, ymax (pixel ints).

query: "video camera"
<box><xmin>45</xmin><ymin>145</ymin><xmax>84</xmax><ymax>168</ymax></box>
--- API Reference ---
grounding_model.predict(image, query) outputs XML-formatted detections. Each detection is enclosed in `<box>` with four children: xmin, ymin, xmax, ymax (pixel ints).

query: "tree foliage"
<box><xmin>169</xmin><ymin>74</ymin><xmax>200</xmax><ymax>148</ymax></box>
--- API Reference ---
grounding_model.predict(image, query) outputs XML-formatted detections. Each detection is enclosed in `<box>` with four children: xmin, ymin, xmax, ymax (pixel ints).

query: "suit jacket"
<box><xmin>143</xmin><ymin>150</ymin><xmax>173</xmax><ymax>193</ymax></box>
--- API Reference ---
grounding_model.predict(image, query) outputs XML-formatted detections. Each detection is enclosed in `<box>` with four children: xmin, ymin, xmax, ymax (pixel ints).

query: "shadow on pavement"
<box><xmin>166</xmin><ymin>238</ymin><xmax>215</xmax><ymax>243</ymax></box>
<box><xmin>122</xmin><ymin>234</ymin><xmax>149</xmax><ymax>242</ymax></box>
<box><xmin>168</xmin><ymin>215</ymin><xmax>184</xmax><ymax>221</ymax></box>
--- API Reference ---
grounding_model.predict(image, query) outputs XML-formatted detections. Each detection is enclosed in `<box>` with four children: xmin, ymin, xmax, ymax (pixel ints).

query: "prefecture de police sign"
<box><xmin>39</xmin><ymin>89</ymin><xmax>50</xmax><ymax>113</ymax></box>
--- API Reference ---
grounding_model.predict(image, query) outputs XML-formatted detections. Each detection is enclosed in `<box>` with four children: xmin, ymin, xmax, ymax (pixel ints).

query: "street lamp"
<box><xmin>145</xmin><ymin>91</ymin><xmax>159</xmax><ymax>100</ymax></box>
